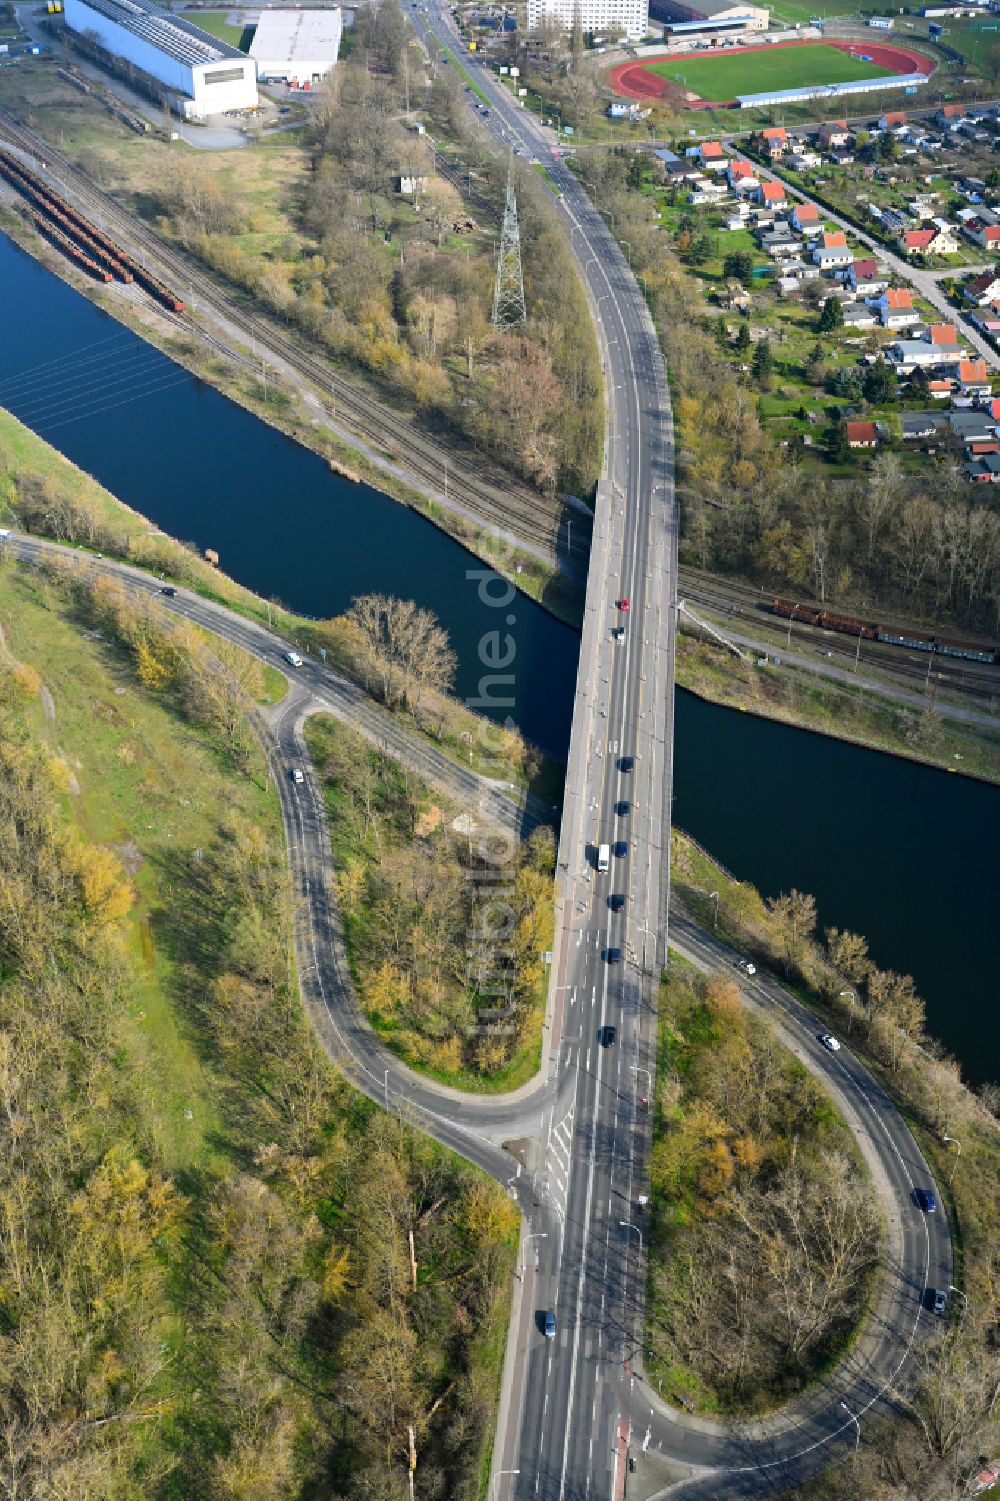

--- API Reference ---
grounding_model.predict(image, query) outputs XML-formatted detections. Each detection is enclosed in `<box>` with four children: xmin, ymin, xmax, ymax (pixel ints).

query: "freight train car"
<box><xmin>770</xmin><ymin>599</ymin><xmax>999</xmax><ymax>665</ymax></box>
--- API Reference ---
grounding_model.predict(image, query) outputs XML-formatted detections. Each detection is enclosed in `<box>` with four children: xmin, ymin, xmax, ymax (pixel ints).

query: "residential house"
<box><xmin>849</xmin><ymin>258</ymin><xmax>887</xmax><ymax>293</ymax></box>
<box><xmin>698</xmin><ymin>140</ymin><xmax>728</xmax><ymax>171</ymax></box>
<box><xmin>846</xmin><ymin>421</ymin><xmax>878</xmax><ymax>448</ymax></box>
<box><xmin>755</xmin><ymin>180</ymin><xmax>787</xmax><ymax>209</ymax></box>
<box><xmin>901</xmin><ymin>412</ymin><xmax>947</xmax><ymax>440</ymax></box>
<box><xmin>937</xmin><ymin>104</ymin><xmax>965</xmax><ymax>126</ymax></box>
<box><xmin>962</xmin><ymin>217</ymin><xmax>1000</xmax><ymax>250</ymax></box>
<box><xmin>967</xmin><ymin>453</ymin><xmax>1000</xmax><ymax>482</ymax></box>
<box><xmin>760</xmin><ymin>228</ymin><xmax>800</xmax><ymax>259</ymax></box>
<box><xmin>728</xmin><ymin>159</ymin><xmax>759</xmax><ymax>192</ymax></box>
<box><xmin>818</xmin><ymin>120</ymin><xmax>850</xmax><ymax>150</ymax></box>
<box><xmin>661</xmin><ymin>159</ymin><xmax>707</xmax><ymax>184</ymax></box>
<box><xmin>786</xmin><ymin>150</ymin><xmax>821</xmax><ymax>171</ymax></box>
<box><xmin>879</xmin><ymin>288</ymin><xmax>920</xmax><ymax>328</ymax></box>
<box><xmin>928</xmin><ymin>322</ymin><xmax>960</xmax><ymax>348</ymax></box>
<box><xmin>890</xmin><ymin>338</ymin><xmax>963</xmax><ymax>371</ymax></box>
<box><xmin>813</xmin><ymin>242</ymin><xmax>852</xmax><ymax>271</ymax></box>
<box><xmin>842</xmin><ymin>306</ymin><xmax>878</xmax><ymax>329</ymax></box>
<box><xmin>928</xmin><ymin>379</ymin><xmax>953</xmax><ymax>399</ymax></box>
<box><xmin>951</xmin><ymin>410</ymin><xmax>998</xmax><ymax>445</ymax></box>
<box><xmin>725</xmin><ymin>209</ymin><xmax>750</xmax><ymax>231</ymax></box>
<box><xmin>688</xmin><ymin>184</ymin><xmax>728</xmax><ymax>206</ymax></box>
<box><xmin>878</xmin><ymin>111</ymin><xmax>906</xmax><ymax>131</ymax></box>
<box><xmin>760</xmin><ymin>125</ymin><xmax>788</xmax><ymax>157</ymax></box>
<box><xmin>958</xmin><ymin>358</ymin><xmax>992</xmax><ymax>396</ymax></box>
<box><xmin>969</xmin><ymin>307</ymin><xmax>1000</xmax><ymax>338</ymax></box>
<box><xmin>964</xmin><ymin>268</ymin><xmax>1000</xmax><ymax>306</ymax></box>
<box><xmin>900</xmin><ymin>226</ymin><xmax>959</xmax><ymax>257</ymax></box>
<box><xmin>830</xmin><ymin>149</ymin><xmax>856</xmax><ymax>167</ymax></box>
<box><xmin>792</xmin><ymin>202</ymin><xmax>821</xmax><ymax>234</ymax></box>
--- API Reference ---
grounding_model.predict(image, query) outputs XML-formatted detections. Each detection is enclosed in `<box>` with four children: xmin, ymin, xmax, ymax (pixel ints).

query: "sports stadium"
<box><xmin>608</xmin><ymin>38</ymin><xmax>933</xmax><ymax>109</ymax></box>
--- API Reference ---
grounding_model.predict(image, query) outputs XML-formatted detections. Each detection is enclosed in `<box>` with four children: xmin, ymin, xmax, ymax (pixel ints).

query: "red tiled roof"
<box><xmin>730</xmin><ymin>159</ymin><xmax>754</xmax><ymax>178</ymax></box>
<box><xmin>929</xmin><ymin>323</ymin><xmax>957</xmax><ymax>345</ymax></box>
<box><xmin>884</xmin><ymin>289</ymin><xmax>914</xmax><ymax>309</ymax></box>
<box><xmin>846</xmin><ymin>421</ymin><xmax>878</xmax><ymax>444</ymax></box>
<box><xmin>700</xmin><ymin>141</ymin><xmax>724</xmax><ymax>158</ymax></box>
<box><xmin>823</xmin><ymin>231</ymin><xmax>848</xmax><ymax>247</ymax></box>
<box><xmin>761</xmin><ymin>181</ymin><xmax>785</xmax><ymax>201</ymax></box>
<box><xmin>852</xmin><ymin>258</ymin><xmax>878</xmax><ymax>278</ymax></box>
<box><xmin>763</xmin><ymin>126</ymin><xmax>787</xmax><ymax>141</ymax></box>
<box><xmin>904</xmin><ymin>229</ymin><xmax>935</xmax><ymax>251</ymax></box>
<box><xmin>941</xmin><ymin>104</ymin><xmax>964</xmax><ymax>118</ymax></box>
<box><xmin>794</xmin><ymin>202</ymin><xmax>820</xmax><ymax>222</ymax></box>
<box><xmin>882</xmin><ymin>111</ymin><xmax>906</xmax><ymax>126</ymax></box>
<box><xmin>960</xmin><ymin>359</ymin><xmax>989</xmax><ymax>382</ymax></box>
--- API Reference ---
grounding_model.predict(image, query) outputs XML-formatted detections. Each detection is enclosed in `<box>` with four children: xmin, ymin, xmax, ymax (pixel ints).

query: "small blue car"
<box><xmin>915</xmin><ymin>1188</ymin><xmax>937</xmax><ymax>1214</ymax></box>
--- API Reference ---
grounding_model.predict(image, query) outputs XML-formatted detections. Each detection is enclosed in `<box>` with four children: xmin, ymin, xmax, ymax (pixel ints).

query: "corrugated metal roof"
<box><xmin>68</xmin><ymin>0</ymin><xmax>242</xmax><ymax>67</ymax></box>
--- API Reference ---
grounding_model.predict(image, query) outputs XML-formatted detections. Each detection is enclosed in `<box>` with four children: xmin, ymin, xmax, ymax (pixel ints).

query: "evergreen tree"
<box><xmin>752</xmin><ymin>336</ymin><xmax>774</xmax><ymax>390</ymax></box>
<box><xmin>819</xmin><ymin>296</ymin><xmax>844</xmax><ymax>333</ymax></box>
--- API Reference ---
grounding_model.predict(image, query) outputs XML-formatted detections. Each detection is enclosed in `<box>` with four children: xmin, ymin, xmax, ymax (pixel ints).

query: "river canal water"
<box><xmin>1</xmin><ymin>232</ymin><xmax>995</xmax><ymax>1084</ymax></box>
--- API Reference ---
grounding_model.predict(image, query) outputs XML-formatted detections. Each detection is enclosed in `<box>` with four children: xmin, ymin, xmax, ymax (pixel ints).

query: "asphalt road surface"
<box><xmin>6</xmin><ymin>535</ymin><xmax>954</xmax><ymax>1497</ymax></box>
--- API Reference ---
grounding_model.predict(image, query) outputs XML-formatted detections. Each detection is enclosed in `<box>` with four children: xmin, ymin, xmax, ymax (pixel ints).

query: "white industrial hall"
<box><xmin>249</xmin><ymin>7</ymin><xmax>342</xmax><ymax>88</ymax></box>
<box><xmin>63</xmin><ymin>0</ymin><xmax>258</xmax><ymax>117</ymax></box>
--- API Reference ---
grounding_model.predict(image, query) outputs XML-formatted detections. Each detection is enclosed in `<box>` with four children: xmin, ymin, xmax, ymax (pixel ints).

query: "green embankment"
<box><xmin>647</xmin><ymin>956</ymin><xmax>878</xmax><ymax>1414</ymax></box>
<box><xmin>305</xmin><ymin>712</ymin><xmax>554</xmax><ymax>1092</ymax></box>
<box><xmin>0</xmin><ymin>556</ymin><xmax>518</xmax><ymax>1496</ymax></box>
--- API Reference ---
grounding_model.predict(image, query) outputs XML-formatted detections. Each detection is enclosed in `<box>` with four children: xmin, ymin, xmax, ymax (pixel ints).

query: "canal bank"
<box><xmin>1</xmin><ymin>229</ymin><xmax>997</xmax><ymax>1087</ymax></box>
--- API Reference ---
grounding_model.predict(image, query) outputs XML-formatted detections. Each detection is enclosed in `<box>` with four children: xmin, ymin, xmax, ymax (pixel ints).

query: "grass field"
<box><xmin>648</xmin><ymin>42</ymin><xmax>892</xmax><ymax>99</ymax></box>
<box><xmin>186</xmin><ymin>9</ymin><xmax>251</xmax><ymax>48</ymax></box>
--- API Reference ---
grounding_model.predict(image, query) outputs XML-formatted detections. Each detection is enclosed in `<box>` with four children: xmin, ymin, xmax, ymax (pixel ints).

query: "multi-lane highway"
<box><xmin>405</xmin><ymin>8</ymin><xmax>680</xmax><ymax>1494</ymax></box>
<box><xmin>6</xmin><ymin>535</ymin><xmax>954</xmax><ymax>1497</ymax></box>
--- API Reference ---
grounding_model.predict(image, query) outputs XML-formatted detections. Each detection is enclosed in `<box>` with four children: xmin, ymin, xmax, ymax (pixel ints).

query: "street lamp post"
<box><xmin>787</xmin><ymin>603</ymin><xmax>797</xmax><ymax>650</ymax></box>
<box><xmin>840</xmin><ymin>1399</ymin><xmax>861</xmax><ymax>1451</ymax></box>
<box><xmin>839</xmin><ymin>989</ymin><xmax>856</xmax><ymax>1032</ymax></box>
<box><xmin>709</xmin><ymin>890</ymin><xmax>719</xmax><ymax>930</ymax></box>
<box><xmin>631</xmin><ymin>1064</ymin><xmax>652</xmax><ymax>1107</ymax></box>
<box><xmin>943</xmin><ymin>1134</ymin><xmax>961</xmax><ymax>1183</ymax></box>
<box><xmin>521</xmin><ymin>1231</ymin><xmax>547</xmax><ymax>1276</ymax></box>
<box><xmin>949</xmin><ymin>1284</ymin><xmax>969</xmax><ymax>1313</ymax></box>
<box><xmin>620</xmin><ymin>1219</ymin><xmax>643</xmax><ymax>1252</ymax></box>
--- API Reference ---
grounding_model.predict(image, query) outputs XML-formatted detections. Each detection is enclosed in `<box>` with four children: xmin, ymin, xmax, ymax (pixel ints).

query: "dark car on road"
<box><xmin>543</xmin><ymin>1311</ymin><xmax>556</xmax><ymax>1338</ymax></box>
<box><xmin>609</xmin><ymin>893</ymin><xmax>625</xmax><ymax>912</ymax></box>
<box><xmin>160</xmin><ymin>585</ymin><xmax>177</xmax><ymax>596</ymax></box>
<box><xmin>614</xmin><ymin>840</ymin><xmax>628</xmax><ymax>858</ymax></box>
<box><xmin>616</xmin><ymin>800</ymin><xmax>631</xmax><ymax>817</ymax></box>
<box><xmin>603</xmin><ymin>948</ymin><xmax>622</xmax><ymax>965</ymax></box>
<box><xmin>599</xmin><ymin>1025</ymin><xmax>617</xmax><ymax>1047</ymax></box>
<box><xmin>915</xmin><ymin>1188</ymin><xmax>937</xmax><ymax>1214</ymax></box>
<box><xmin>619</xmin><ymin>755</ymin><xmax>634</xmax><ymax>772</ymax></box>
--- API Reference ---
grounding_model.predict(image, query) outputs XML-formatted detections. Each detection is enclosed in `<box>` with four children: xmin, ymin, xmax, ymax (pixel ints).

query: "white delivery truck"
<box><xmin>597</xmin><ymin>842</ymin><xmax>610</xmax><ymax>873</ymax></box>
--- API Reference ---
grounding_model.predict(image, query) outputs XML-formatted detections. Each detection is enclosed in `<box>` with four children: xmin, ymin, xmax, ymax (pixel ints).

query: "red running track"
<box><xmin>607</xmin><ymin>37</ymin><xmax>934</xmax><ymax>105</ymax></box>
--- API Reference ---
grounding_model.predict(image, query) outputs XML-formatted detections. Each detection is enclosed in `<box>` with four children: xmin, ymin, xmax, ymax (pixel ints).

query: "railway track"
<box><xmin>679</xmin><ymin>566</ymin><xmax>1000</xmax><ymax>706</ymax></box>
<box><xmin>0</xmin><ymin>112</ymin><xmax>591</xmax><ymax>569</ymax></box>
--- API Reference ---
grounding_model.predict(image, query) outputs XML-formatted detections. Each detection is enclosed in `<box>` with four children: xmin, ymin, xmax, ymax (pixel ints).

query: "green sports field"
<box><xmin>647</xmin><ymin>42</ymin><xmax>892</xmax><ymax>100</ymax></box>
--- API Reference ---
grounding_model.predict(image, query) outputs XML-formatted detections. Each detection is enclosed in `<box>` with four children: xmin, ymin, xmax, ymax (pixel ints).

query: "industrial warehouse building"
<box><xmin>527</xmin><ymin>0</ymin><xmax>649</xmax><ymax>42</ymax></box>
<box><xmin>650</xmin><ymin>0</ymin><xmax>768</xmax><ymax>32</ymax></box>
<box><xmin>249</xmin><ymin>8</ymin><xmax>342</xmax><ymax>88</ymax></box>
<box><xmin>64</xmin><ymin>0</ymin><xmax>257</xmax><ymax>118</ymax></box>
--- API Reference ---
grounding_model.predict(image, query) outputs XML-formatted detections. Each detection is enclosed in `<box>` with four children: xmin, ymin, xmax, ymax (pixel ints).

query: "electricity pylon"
<box><xmin>491</xmin><ymin>156</ymin><xmax>526</xmax><ymax>330</ymax></box>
